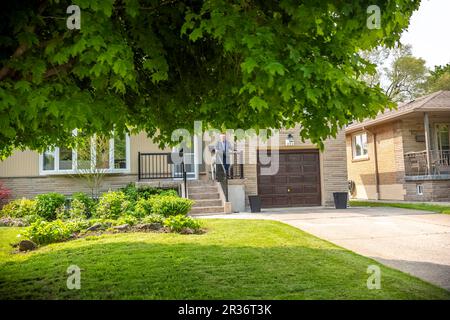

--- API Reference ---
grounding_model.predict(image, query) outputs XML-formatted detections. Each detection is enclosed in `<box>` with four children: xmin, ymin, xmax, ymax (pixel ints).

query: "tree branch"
<box><xmin>44</xmin><ymin>59</ymin><xmax>76</xmax><ymax>79</ymax></box>
<box><xmin>0</xmin><ymin>2</ymin><xmax>48</xmax><ymax>81</ymax></box>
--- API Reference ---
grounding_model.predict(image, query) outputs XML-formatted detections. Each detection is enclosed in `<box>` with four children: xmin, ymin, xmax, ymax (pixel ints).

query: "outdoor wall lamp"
<box><xmin>285</xmin><ymin>133</ymin><xmax>295</xmax><ymax>146</ymax></box>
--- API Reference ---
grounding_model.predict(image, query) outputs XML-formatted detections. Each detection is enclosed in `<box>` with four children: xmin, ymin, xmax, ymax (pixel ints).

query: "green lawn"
<box><xmin>0</xmin><ymin>219</ymin><xmax>448</xmax><ymax>300</ymax></box>
<box><xmin>349</xmin><ymin>200</ymin><xmax>450</xmax><ymax>214</ymax></box>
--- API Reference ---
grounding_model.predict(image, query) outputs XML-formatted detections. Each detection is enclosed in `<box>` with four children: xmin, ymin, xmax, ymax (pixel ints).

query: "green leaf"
<box><xmin>113</xmin><ymin>80</ymin><xmax>126</xmax><ymax>93</ymax></box>
<box><xmin>241</xmin><ymin>58</ymin><xmax>258</xmax><ymax>74</ymax></box>
<box><xmin>265</xmin><ymin>62</ymin><xmax>285</xmax><ymax>76</ymax></box>
<box><xmin>189</xmin><ymin>28</ymin><xmax>203</xmax><ymax>41</ymax></box>
<box><xmin>249</xmin><ymin>96</ymin><xmax>268</xmax><ymax>111</ymax></box>
<box><xmin>14</xmin><ymin>81</ymin><xmax>31</xmax><ymax>93</ymax></box>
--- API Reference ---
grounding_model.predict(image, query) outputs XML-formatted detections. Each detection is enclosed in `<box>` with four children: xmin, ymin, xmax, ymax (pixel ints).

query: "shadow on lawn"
<box><xmin>0</xmin><ymin>240</ymin><xmax>449</xmax><ymax>300</ymax></box>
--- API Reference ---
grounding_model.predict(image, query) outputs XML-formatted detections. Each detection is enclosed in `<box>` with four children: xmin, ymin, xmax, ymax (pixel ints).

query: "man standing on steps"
<box><xmin>215</xmin><ymin>133</ymin><xmax>233</xmax><ymax>178</ymax></box>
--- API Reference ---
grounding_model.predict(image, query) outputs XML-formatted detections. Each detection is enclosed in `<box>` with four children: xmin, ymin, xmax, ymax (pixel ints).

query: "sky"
<box><xmin>401</xmin><ymin>0</ymin><xmax>450</xmax><ymax>68</ymax></box>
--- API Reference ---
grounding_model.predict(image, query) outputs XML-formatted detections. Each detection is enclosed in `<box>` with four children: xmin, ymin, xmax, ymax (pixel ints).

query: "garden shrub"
<box><xmin>120</xmin><ymin>183</ymin><xmax>179</xmax><ymax>202</ymax></box>
<box><xmin>163</xmin><ymin>215</ymin><xmax>202</xmax><ymax>233</ymax></box>
<box><xmin>72</xmin><ymin>192</ymin><xmax>96</xmax><ymax>217</ymax></box>
<box><xmin>158</xmin><ymin>189</ymin><xmax>178</xmax><ymax>197</ymax></box>
<box><xmin>116</xmin><ymin>215</ymin><xmax>138</xmax><ymax>226</ymax></box>
<box><xmin>134</xmin><ymin>198</ymin><xmax>153</xmax><ymax>218</ymax></box>
<box><xmin>87</xmin><ymin>218</ymin><xmax>119</xmax><ymax>228</ymax></box>
<box><xmin>141</xmin><ymin>213</ymin><xmax>165</xmax><ymax>224</ymax></box>
<box><xmin>35</xmin><ymin>193</ymin><xmax>66</xmax><ymax>221</ymax></box>
<box><xmin>23</xmin><ymin>214</ymin><xmax>42</xmax><ymax>224</ymax></box>
<box><xmin>65</xmin><ymin>219</ymin><xmax>92</xmax><ymax>231</ymax></box>
<box><xmin>148</xmin><ymin>195</ymin><xmax>194</xmax><ymax>217</ymax></box>
<box><xmin>0</xmin><ymin>198</ymin><xmax>36</xmax><ymax>218</ymax></box>
<box><xmin>23</xmin><ymin>219</ymin><xmax>77</xmax><ymax>245</ymax></box>
<box><xmin>68</xmin><ymin>199</ymin><xmax>88</xmax><ymax>219</ymax></box>
<box><xmin>141</xmin><ymin>187</ymin><xmax>178</xmax><ymax>198</ymax></box>
<box><xmin>95</xmin><ymin>191</ymin><xmax>130</xmax><ymax>219</ymax></box>
<box><xmin>120</xmin><ymin>183</ymin><xmax>139</xmax><ymax>202</ymax></box>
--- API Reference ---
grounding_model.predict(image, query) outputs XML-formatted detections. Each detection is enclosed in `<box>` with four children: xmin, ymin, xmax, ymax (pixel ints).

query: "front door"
<box><xmin>435</xmin><ymin>124</ymin><xmax>450</xmax><ymax>167</ymax></box>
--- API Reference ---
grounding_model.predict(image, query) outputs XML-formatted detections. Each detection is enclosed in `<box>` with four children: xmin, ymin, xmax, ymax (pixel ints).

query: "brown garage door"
<box><xmin>257</xmin><ymin>149</ymin><xmax>321</xmax><ymax>208</ymax></box>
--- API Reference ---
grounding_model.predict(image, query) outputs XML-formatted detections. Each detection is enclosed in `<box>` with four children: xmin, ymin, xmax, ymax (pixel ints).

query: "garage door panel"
<box><xmin>302</xmin><ymin>154</ymin><xmax>317</xmax><ymax>161</ymax></box>
<box><xmin>289</xmin><ymin>196</ymin><xmax>306</xmax><ymax>206</ymax></box>
<box><xmin>259</xmin><ymin>185</ymin><xmax>274</xmax><ymax>194</ymax></box>
<box><xmin>259</xmin><ymin>196</ymin><xmax>273</xmax><ymax>207</ymax></box>
<box><xmin>287</xmin><ymin>154</ymin><xmax>301</xmax><ymax>162</ymax></box>
<box><xmin>304</xmin><ymin>185</ymin><xmax>319</xmax><ymax>193</ymax></box>
<box><xmin>258</xmin><ymin>176</ymin><xmax>272</xmax><ymax>184</ymax></box>
<box><xmin>274</xmin><ymin>186</ymin><xmax>288</xmax><ymax>194</ymax></box>
<box><xmin>303</xmin><ymin>164</ymin><xmax>318</xmax><ymax>173</ymax></box>
<box><xmin>273</xmin><ymin>196</ymin><xmax>289</xmax><ymax>206</ymax></box>
<box><xmin>288</xmin><ymin>176</ymin><xmax>303</xmax><ymax>183</ymax></box>
<box><xmin>302</xmin><ymin>175</ymin><xmax>318</xmax><ymax>183</ymax></box>
<box><xmin>274</xmin><ymin>176</ymin><xmax>288</xmax><ymax>184</ymax></box>
<box><xmin>257</xmin><ymin>149</ymin><xmax>321</xmax><ymax>208</ymax></box>
<box><xmin>286</xmin><ymin>164</ymin><xmax>300</xmax><ymax>173</ymax></box>
<box><xmin>289</xmin><ymin>186</ymin><xmax>303</xmax><ymax>193</ymax></box>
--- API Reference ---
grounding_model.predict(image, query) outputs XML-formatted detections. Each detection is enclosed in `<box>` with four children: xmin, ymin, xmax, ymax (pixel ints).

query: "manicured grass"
<box><xmin>0</xmin><ymin>219</ymin><xmax>449</xmax><ymax>300</ymax></box>
<box><xmin>349</xmin><ymin>200</ymin><xmax>450</xmax><ymax>214</ymax></box>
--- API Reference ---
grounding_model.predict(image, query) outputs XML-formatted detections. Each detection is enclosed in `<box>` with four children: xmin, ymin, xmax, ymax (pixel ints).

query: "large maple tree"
<box><xmin>0</xmin><ymin>0</ymin><xmax>420</xmax><ymax>156</ymax></box>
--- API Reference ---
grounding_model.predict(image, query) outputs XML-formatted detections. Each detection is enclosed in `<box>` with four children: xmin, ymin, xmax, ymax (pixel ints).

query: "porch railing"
<box><xmin>138</xmin><ymin>152</ymin><xmax>187</xmax><ymax>180</ymax></box>
<box><xmin>404</xmin><ymin>149</ymin><xmax>450</xmax><ymax>176</ymax></box>
<box><xmin>215</xmin><ymin>163</ymin><xmax>228</xmax><ymax>201</ymax></box>
<box><xmin>138</xmin><ymin>150</ymin><xmax>244</xmax><ymax>183</ymax></box>
<box><xmin>214</xmin><ymin>151</ymin><xmax>244</xmax><ymax>201</ymax></box>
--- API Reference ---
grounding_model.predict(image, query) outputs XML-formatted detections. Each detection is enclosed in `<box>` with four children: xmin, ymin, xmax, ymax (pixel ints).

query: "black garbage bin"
<box><xmin>248</xmin><ymin>195</ymin><xmax>261</xmax><ymax>213</ymax></box>
<box><xmin>333</xmin><ymin>192</ymin><xmax>348</xmax><ymax>209</ymax></box>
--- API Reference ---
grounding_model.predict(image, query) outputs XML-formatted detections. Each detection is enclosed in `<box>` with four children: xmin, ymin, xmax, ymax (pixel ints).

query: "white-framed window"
<box><xmin>39</xmin><ymin>132</ymin><xmax>130</xmax><ymax>175</ymax></box>
<box><xmin>352</xmin><ymin>132</ymin><xmax>368</xmax><ymax>159</ymax></box>
<box><xmin>416</xmin><ymin>184</ymin><xmax>424</xmax><ymax>196</ymax></box>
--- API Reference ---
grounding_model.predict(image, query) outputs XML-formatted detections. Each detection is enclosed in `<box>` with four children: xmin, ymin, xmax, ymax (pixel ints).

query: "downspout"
<box><xmin>364</xmin><ymin>127</ymin><xmax>380</xmax><ymax>200</ymax></box>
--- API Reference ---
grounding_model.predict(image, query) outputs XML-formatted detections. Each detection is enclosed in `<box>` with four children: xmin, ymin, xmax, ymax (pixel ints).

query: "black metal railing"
<box><xmin>138</xmin><ymin>152</ymin><xmax>187</xmax><ymax>197</ymax></box>
<box><xmin>213</xmin><ymin>151</ymin><xmax>244</xmax><ymax>201</ymax></box>
<box><xmin>138</xmin><ymin>152</ymin><xmax>173</xmax><ymax>180</ymax></box>
<box><xmin>138</xmin><ymin>152</ymin><xmax>193</xmax><ymax>180</ymax></box>
<box><xmin>215</xmin><ymin>163</ymin><xmax>228</xmax><ymax>201</ymax></box>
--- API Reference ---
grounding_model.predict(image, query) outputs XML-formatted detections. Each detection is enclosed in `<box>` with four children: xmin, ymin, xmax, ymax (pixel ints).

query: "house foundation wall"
<box><xmin>404</xmin><ymin>180</ymin><xmax>450</xmax><ymax>202</ymax></box>
<box><xmin>1</xmin><ymin>174</ymin><xmax>139</xmax><ymax>199</ymax></box>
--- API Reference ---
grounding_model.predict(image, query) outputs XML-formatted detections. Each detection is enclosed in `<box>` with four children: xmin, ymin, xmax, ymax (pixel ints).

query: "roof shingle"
<box><xmin>345</xmin><ymin>91</ymin><xmax>450</xmax><ymax>133</ymax></box>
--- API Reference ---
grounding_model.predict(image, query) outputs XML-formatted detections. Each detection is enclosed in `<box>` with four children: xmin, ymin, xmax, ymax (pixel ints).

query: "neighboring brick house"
<box><xmin>346</xmin><ymin>90</ymin><xmax>450</xmax><ymax>202</ymax></box>
<box><xmin>0</xmin><ymin>125</ymin><xmax>348</xmax><ymax>212</ymax></box>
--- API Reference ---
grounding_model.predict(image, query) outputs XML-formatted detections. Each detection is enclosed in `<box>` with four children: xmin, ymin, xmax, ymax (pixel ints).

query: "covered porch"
<box><xmin>404</xmin><ymin>150</ymin><xmax>450</xmax><ymax>178</ymax></box>
<box><xmin>403</xmin><ymin>111</ymin><xmax>450</xmax><ymax>180</ymax></box>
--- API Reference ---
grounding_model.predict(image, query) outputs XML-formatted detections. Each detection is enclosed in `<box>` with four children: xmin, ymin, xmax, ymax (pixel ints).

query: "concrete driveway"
<box><xmin>200</xmin><ymin>207</ymin><xmax>450</xmax><ymax>291</ymax></box>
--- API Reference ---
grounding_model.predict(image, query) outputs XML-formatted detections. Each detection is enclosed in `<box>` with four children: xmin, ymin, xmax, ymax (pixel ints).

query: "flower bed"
<box><xmin>1</xmin><ymin>185</ymin><xmax>202</xmax><ymax>251</ymax></box>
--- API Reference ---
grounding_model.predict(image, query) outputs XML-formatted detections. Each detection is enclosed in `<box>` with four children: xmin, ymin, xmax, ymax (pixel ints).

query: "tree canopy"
<box><xmin>425</xmin><ymin>63</ymin><xmax>450</xmax><ymax>93</ymax></box>
<box><xmin>361</xmin><ymin>44</ymin><xmax>428</xmax><ymax>102</ymax></box>
<box><xmin>385</xmin><ymin>54</ymin><xmax>427</xmax><ymax>102</ymax></box>
<box><xmin>0</xmin><ymin>0</ymin><xmax>420</xmax><ymax>157</ymax></box>
<box><xmin>361</xmin><ymin>44</ymin><xmax>449</xmax><ymax>101</ymax></box>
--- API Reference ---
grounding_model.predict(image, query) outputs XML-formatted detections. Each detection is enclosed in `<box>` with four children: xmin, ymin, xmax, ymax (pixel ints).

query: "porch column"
<box><xmin>424</xmin><ymin>112</ymin><xmax>432</xmax><ymax>174</ymax></box>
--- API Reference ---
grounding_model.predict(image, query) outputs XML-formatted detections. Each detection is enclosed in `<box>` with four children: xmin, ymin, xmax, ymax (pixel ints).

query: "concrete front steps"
<box><xmin>188</xmin><ymin>181</ymin><xmax>226</xmax><ymax>215</ymax></box>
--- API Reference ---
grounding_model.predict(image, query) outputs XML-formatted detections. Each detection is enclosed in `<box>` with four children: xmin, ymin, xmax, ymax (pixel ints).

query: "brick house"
<box><xmin>346</xmin><ymin>90</ymin><xmax>450</xmax><ymax>202</ymax></box>
<box><xmin>0</xmin><ymin>126</ymin><xmax>348</xmax><ymax>213</ymax></box>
